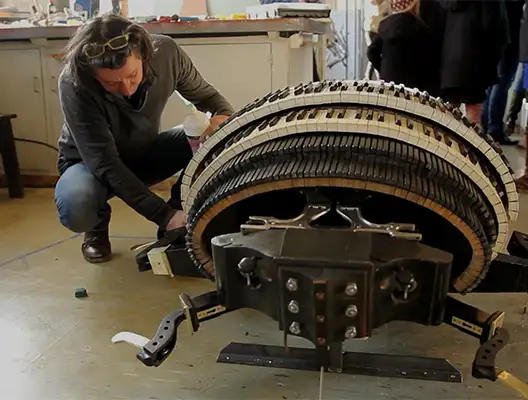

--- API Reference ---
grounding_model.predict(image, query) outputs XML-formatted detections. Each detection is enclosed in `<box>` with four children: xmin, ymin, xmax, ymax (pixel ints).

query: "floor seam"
<box><xmin>0</xmin><ymin>233</ymin><xmax>81</xmax><ymax>268</ymax></box>
<box><xmin>0</xmin><ymin>234</ymin><xmax>157</xmax><ymax>268</ymax></box>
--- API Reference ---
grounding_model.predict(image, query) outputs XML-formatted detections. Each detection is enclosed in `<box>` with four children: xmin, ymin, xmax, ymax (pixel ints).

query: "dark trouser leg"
<box><xmin>483</xmin><ymin>47</ymin><xmax>520</xmax><ymax>144</ymax></box>
<box><xmin>505</xmin><ymin>64</ymin><xmax>526</xmax><ymax>134</ymax></box>
<box><xmin>482</xmin><ymin>88</ymin><xmax>490</xmax><ymax>133</ymax></box>
<box><xmin>505</xmin><ymin>89</ymin><xmax>525</xmax><ymax>135</ymax></box>
<box><xmin>127</xmin><ymin>126</ymin><xmax>192</xmax><ymax>190</ymax></box>
<box><xmin>126</xmin><ymin>126</ymin><xmax>193</xmax><ymax>239</ymax></box>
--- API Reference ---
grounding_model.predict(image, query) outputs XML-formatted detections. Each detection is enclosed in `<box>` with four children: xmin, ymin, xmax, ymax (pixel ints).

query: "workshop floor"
<box><xmin>1</xmin><ymin>144</ymin><xmax>528</xmax><ymax>400</ymax></box>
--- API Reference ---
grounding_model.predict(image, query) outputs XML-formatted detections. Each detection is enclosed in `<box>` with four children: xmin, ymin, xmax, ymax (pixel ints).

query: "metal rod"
<box><xmin>318</xmin><ymin>365</ymin><xmax>324</xmax><ymax>400</ymax></box>
<box><xmin>345</xmin><ymin>0</ymin><xmax>350</xmax><ymax>79</ymax></box>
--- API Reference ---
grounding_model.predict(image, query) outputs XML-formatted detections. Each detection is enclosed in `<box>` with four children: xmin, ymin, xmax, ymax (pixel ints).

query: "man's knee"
<box><xmin>54</xmin><ymin>165</ymin><xmax>107</xmax><ymax>233</ymax></box>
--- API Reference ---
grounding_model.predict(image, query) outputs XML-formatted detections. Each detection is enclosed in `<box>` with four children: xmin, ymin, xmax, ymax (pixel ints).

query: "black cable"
<box><xmin>13</xmin><ymin>138</ymin><xmax>59</xmax><ymax>152</ymax></box>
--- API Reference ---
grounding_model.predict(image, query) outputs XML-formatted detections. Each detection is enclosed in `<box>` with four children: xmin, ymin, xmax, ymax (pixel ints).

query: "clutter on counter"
<box><xmin>246</xmin><ymin>3</ymin><xmax>330</xmax><ymax>19</ymax></box>
<box><xmin>0</xmin><ymin>0</ymin><xmax>332</xmax><ymax>31</ymax></box>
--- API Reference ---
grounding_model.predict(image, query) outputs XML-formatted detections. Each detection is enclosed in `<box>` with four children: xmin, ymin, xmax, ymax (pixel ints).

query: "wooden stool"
<box><xmin>0</xmin><ymin>114</ymin><xmax>24</xmax><ymax>198</ymax></box>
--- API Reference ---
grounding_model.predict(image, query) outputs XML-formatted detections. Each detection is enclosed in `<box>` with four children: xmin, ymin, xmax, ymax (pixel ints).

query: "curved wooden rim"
<box><xmin>189</xmin><ymin>177</ymin><xmax>488</xmax><ymax>293</ymax></box>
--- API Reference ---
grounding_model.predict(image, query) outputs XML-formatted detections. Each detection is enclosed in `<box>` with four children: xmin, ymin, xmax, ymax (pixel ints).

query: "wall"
<box><xmin>326</xmin><ymin>0</ymin><xmax>373</xmax><ymax>80</ymax></box>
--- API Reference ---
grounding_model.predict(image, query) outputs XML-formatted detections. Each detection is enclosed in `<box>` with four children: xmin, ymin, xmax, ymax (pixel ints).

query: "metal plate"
<box><xmin>217</xmin><ymin>342</ymin><xmax>463</xmax><ymax>383</ymax></box>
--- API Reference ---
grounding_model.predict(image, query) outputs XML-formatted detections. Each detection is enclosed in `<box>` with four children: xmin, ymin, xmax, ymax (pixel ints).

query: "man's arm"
<box><xmin>169</xmin><ymin>40</ymin><xmax>235</xmax><ymax>116</ymax></box>
<box><xmin>59</xmin><ymin>79</ymin><xmax>176</xmax><ymax>228</ymax></box>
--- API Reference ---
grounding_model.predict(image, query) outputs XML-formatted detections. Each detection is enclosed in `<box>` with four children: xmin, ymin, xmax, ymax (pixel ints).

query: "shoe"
<box><xmin>505</xmin><ymin>116</ymin><xmax>519</xmax><ymax>135</ymax></box>
<box><xmin>505</xmin><ymin>122</ymin><xmax>516</xmax><ymax>136</ymax></box>
<box><xmin>495</xmin><ymin>136</ymin><xmax>519</xmax><ymax>146</ymax></box>
<box><xmin>505</xmin><ymin>90</ymin><xmax>526</xmax><ymax>135</ymax></box>
<box><xmin>82</xmin><ymin>229</ymin><xmax>112</xmax><ymax>263</ymax></box>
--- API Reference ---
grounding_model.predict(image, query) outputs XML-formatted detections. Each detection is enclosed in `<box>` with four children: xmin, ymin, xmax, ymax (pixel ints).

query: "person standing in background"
<box><xmin>514</xmin><ymin>0</ymin><xmax>528</xmax><ymax>191</ymax></box>
<box><xmin>367</xmin><ymin>0</ymin><xmax>446</xmax><ymax>97</ymax></box>
<box><xmin>440</xmin><ymin>0</ymin><xmax>509</xmax><ymax>126</ymax></box>
<box><xmin>481</xmin><ymin>0</ymin><xmax>524</xmax><ymax>145</ymax></box>
<box><xmin>364</xmin><ymin>0</ymin><xmax>390</xmax><ymax>79</ymax></box>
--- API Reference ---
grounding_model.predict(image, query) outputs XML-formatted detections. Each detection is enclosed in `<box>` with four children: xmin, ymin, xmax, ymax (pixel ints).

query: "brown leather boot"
<box><xmin>82</xmin><ymin>229</ymin><xmax>112</xmax><ymax>263</ymax></box>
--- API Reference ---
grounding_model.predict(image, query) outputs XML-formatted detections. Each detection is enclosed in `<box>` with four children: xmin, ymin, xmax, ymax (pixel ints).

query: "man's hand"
<box><xmin>166</xmin><ymin>210</ymin><xmax>187</xmax><ymax>231</ymax></box>
<box><xmin>200</xmin><ymin>114</ymin><xmax>231</xmax><ymax>142</ymax></box>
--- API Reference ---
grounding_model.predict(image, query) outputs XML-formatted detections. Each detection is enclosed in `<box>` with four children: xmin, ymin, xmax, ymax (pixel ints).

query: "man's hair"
<box><xmin>62</xmin><ymin>13</ymin><xmax>156</xmax><ymax>87</ymax></box>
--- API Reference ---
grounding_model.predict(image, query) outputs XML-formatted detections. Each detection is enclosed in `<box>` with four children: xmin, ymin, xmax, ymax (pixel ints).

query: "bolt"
<box><xmin>316</xmin><ymin>315</ymin><xmax>325</xmax><ymax>323</ymax></box>
<box><xmin>289</xmin><ymin>321</ymin><xmax>301</xmax><ymax>335</ymax></box>
<box><xmin>286</xmin><ymin>278</ymin><xmax>298</xmax><ymax>291</ymax></box>
<box><xmin>315</xmin><ymin>291</ymin><xmax>325</xmax><ymax>300</ymax></box>
<box><xmin>345</xmin><ymin>304</ymin><xmax>358</xmax><ymax>318</ymax></box>
<box><xmin>317</xmin><ymin>337</ymin><xmax>326</xmax><ymax>345</ymax></box>
<box><xmin>345</xmin><ymin>283</ymin><xmax>358</xmax><ymax>296</ymax></box>
<box><xmin>345</xmin><ymin>326</ymin><xmax>357</xmax><ymax>339</ymax></box>
<box><xmin>288</xmin><ymin>300</ymin><xmax>300</xmax><ymax>314</ymax></box>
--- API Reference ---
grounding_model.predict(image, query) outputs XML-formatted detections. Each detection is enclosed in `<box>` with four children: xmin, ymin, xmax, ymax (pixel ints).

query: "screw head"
<box><xmin>315</xmin><ymin>291</ymin><xmax>325</xmax><ymax>300</ymax></box>
<box><xmin>345</xmin><ymin>283</ymin><xmax>358</xmax><ymax>296</ymax></box>
<box><xmin>286</xmin><ymin>278</ymin><xmax>298</xmax><ymax>291</ymax></box>
<box><xmin>345</xmin><ymin>304</ymin><xmax>358</xmax><ymax>318</ymax></box>
<box><xmin>288</xmin><ymin>300</ymin><xmax>300</xmax><ymax>314</ymax></box>
<box><xmin>345</xmin><ymin>326</ymin><xmax>357</xmax><ymax>339</ymax></box>
<box><xmin>237</xmin><ymin>257</ymin><xmax>256</xmax><ymax>273</ymax></box>
<box><xmin>316</xmin><ymin>315</ymin><xmax>325</xmax><ymax>323</ymax></box>
<box><xmin>289</xmin><ymin>321</ymin><xmax>301</xmax><ymax>335</ymax></box>
<box><xmin>317</xmin><ymin>337</ymin><xmax>326</xmax><ymax>345</ymax></box>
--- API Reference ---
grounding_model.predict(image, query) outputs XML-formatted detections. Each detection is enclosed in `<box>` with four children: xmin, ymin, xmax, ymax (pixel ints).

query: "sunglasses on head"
<box><xmin>83</xmin><ymin>33</ymin><xmax>130</xmax><ymax>59</ymax></box>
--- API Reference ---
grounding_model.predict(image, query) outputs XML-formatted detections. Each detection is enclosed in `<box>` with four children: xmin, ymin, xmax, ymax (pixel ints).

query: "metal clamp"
<box><xmin>336</xmin><ymin>207</ymin><xmax>421</xmax><ymax>240</ymax></box>
<box><xmin>111</xmin><ymin>291</ymin><xmax>229</xmax><ymax>368</ymax></box>
<box><xmin>241</xmin><ymin>204</ymin><xmax>421</xmax><ymax>241</ymax></box>
<box><xmin>241</xmin><ymin>203</ymin><xmax>331</xmax><ymax>233</ymax></box>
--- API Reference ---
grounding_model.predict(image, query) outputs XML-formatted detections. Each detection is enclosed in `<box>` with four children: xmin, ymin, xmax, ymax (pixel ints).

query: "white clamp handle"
<box><xmin>111</xmin><ymin>331</ymin><xmax>150</xmax><ymax>349</ymax></box>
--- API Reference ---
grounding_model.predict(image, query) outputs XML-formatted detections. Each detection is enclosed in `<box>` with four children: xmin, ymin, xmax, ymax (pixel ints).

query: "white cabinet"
<box><xmin>0</xmin><ymin>49</ymin><xmax>50</xmax><ymax>174</ymax></box>
<box><xmin>160</xmin><ymin>41</ymin><xmax>273</xmax><ymax>131</ymax></box>
<box><xmin>159</xmin><ymin>35</ymin><xmax>314</xmax><ymax>132</ymax></box>
<box><xmin>41</xmin><ymin>48</ymin><xmax>66</xmax><ymax>173</ymax></box>
<box><xmin>0</xmin><ymin>33</ymin><xmax>317</xmax><ymax>177</ymax></box>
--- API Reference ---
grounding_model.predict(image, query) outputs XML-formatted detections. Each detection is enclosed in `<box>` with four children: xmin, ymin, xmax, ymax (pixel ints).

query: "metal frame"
<box><xmin>129</xmin><ymin>222</ymin><xmax>528</xmax><ymax>398</ymax></box>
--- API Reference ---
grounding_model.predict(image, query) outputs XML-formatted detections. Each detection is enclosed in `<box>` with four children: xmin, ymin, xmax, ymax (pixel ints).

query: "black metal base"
<box><xmin>130</xmin><ymin>227</ymin><xmax>528</xmax><ymax>398</ymax></box>
<box><xmin>137</xmin><ymin>229</ymin><xmax>528</xmax><ymax>293</ymax></box>
<box><xmin>474</xmin><ymin>230</ymin><xmax>528</xmax><ymax>293</ymax></box>
<box><xmin>162</xmin><ymin>246</ymin><xmax>204</xmax><ymax>278</ymax></box>
<box><xmin>135</xmin><ymin>227</ymin><xmax>203</xmax><ymax>278</ymax></box>
<box><xmin>473</xmin><ymin>253</ymin><xmax>528</xmax><ymax>293</ymax></box>
<box><xmin>217</xmin><ymin>342</ymin><xmax>462</xmax><ymax>383</ymax></box>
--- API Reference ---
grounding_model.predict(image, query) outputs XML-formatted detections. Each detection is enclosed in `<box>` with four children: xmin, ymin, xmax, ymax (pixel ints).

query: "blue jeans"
<box><xmin>54</xmin><ymin>127</ymin><xmax>192</xmax><ymax>233</ymax></box>
<box><xmin>482</xmin><ymin>48</ymin><xmax>520</xmax><ymax>137</ymax></box>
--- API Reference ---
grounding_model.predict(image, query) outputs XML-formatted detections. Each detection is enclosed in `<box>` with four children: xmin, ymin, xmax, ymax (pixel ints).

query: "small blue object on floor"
<box><xmin>75</xmin><ymin>288</ymin><xmax>88</xmax><ymax>298</ymax></box>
